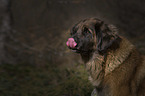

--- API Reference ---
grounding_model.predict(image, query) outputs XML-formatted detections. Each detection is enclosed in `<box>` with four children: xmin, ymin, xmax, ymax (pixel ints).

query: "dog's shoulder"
<box><xmin>133</xmin><ymin>55</ymin><xmax>145</xmax><ymax>95</ymax></box>
<box><xmin>104</xmin><ymin>36</ymin><xmax>145</xmax><ymax>96</ymax></box>
<box><xmin>105</xmin><ymin>36</ymin><xmax>135</xmax><ymax>75</ymax></box>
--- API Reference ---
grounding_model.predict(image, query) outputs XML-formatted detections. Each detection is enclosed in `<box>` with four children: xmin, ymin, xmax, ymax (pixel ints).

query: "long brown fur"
<box><xmin>67</xmin><ymin>18</ymin><xmax>145</xmax><ymax>96</ymax></box>
<box><xmin>88</xmin><ymin>37</ymin><xmax>145</xmax><ymax>96</ymax></box>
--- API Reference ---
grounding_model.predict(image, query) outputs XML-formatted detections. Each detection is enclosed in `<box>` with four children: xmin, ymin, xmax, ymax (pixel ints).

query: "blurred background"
<box><xmin>0</xmin><ymin>0</ymin><xmax>145</xmax><ymax>96</ymax></box>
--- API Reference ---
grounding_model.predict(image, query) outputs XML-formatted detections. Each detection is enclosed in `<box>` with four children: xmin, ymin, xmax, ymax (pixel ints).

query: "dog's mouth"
<box><xmin>66</xmin><ymin>38</ymin><xmax>92</xmax><ymax>53</ymax></box>
<box><xmin>66</xmin><ymin>38</ymin><xmax>77</xmax><ymax>49</ymax></box>
<box><xmin>66</xmin><ymin>38</ymin><xmax>78</xmax><ymax>52</ymax></box>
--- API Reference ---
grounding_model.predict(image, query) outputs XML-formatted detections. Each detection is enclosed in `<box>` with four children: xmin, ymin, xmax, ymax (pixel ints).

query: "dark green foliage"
<box><xmin>0</xmin><ymin>64</ymin><xmax>93</xmax><ymax>96</ymax></box>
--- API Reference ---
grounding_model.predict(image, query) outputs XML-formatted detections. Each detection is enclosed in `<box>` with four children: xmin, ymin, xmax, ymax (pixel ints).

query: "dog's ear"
<box><xmin>95</xmin><ymin>22</ymin><xmax>119</xmax><ymax>53</ymax></box>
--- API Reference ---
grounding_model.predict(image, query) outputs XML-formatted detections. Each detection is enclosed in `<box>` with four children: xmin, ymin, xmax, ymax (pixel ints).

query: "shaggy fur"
<box><xmin>67</xmin><ymin>18</ymin><xmax>145</xmax><ymax>96</ymax></box>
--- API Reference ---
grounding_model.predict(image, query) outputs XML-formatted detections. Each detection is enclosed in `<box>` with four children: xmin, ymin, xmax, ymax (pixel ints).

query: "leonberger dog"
<box><xmin>66</xmin><ymin>18</ymin><xmax>145</xmax><ymax>96</ymax></box>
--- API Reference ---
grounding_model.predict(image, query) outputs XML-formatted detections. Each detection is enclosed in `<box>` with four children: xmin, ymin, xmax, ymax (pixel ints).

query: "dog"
<box><xmin>66</xmin><ymin>18</ymin><xmax>145</xmax><ymax>96</ymax></box>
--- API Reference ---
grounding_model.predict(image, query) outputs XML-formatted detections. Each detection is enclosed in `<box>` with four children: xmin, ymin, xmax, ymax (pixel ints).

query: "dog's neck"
<box><xmin>83</xmin><ymin>36</ymin><xmax>135</xmax><ymax>86</ymax></box>
<box><xmin>104</xmin><ymin>37</ymin><xmax>134</xmax><ymax>75</ymax></box>
<box><xmin>80</xmin><ymin>52</ymin><xmax>94</xmax><ymax>63</ymax></box>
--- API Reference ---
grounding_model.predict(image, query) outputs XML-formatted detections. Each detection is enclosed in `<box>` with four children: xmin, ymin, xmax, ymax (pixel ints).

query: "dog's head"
<box><xmin>66</xmin><ymin>18</ymin><xmax>119</xmax><ymax>54</ymax></box>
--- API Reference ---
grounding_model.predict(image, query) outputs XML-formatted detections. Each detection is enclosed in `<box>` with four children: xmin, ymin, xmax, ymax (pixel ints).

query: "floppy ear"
<box><xmin>95</xmin><ymin>23</ymin><xmax>119</xmax><ymax>53</ymax></box>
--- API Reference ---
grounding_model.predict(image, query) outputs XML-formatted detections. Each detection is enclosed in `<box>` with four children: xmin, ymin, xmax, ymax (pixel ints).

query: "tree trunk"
<box><xmin>0</xmin><ymin>0</ymin><xmax>11</xmax><ymax>64</ymax></box>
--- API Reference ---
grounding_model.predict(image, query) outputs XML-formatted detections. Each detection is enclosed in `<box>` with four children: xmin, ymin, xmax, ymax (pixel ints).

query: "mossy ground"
<box><xmin>0</xmin><ymin>63</ymin><xmax>93</xmax><ymax>96</ymax></box>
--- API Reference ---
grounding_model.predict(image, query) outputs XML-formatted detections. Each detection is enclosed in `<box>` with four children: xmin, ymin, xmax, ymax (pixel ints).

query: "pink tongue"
<box><xmin>66</xmin><ymin>38</ymin><xmax>77</xmax><ymax>48</ymax></box>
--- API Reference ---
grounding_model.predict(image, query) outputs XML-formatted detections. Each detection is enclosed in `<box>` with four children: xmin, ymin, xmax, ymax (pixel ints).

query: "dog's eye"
<box><xmin>71</xmin><ymin>27</ymin><xmax>77</xmax><ymax>35</ymax></box>
<box><xmin>83</xmin><ymin>27</ymin><xmax>91</xmax><ymax>35</ymax></box>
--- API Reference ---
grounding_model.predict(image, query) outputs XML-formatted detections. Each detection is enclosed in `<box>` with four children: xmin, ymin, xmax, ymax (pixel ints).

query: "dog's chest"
<box><xmin>86</xmin><ymin>54</ymin><xmax>105</xmax><ymax>86</ymax></box>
